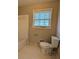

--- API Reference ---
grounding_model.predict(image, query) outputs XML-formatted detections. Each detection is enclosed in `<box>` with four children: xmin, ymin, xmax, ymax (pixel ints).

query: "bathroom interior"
<box><xmin>18</xmin><ymin>0</ymin><xmax>60</xmax><ymax>59</ymax></box>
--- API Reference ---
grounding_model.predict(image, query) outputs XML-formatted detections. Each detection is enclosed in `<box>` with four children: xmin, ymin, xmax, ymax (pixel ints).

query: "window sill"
<box><xmin>32</xmin><ymin>26</ymin><xmax>51</xmax><ymax>30</ymax></box>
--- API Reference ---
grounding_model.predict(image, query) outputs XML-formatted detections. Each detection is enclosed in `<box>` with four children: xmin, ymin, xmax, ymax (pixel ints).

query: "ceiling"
<box><xmin>18</xmin><ymin>0</ymin><xmax>55</xmax><ymax>7</ymax></box>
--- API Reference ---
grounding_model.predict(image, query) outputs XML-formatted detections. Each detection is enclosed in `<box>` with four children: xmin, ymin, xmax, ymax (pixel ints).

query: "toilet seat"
<box><xmin>40</xmin><ymin>42</ymin><xmax>52</xmax><ymax>48</ymax></box>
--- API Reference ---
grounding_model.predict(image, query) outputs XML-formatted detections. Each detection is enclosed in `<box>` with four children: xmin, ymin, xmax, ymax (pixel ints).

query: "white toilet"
<box><xmin>40</xmin><ymin>36</ymin><xmax>59</xmax><ymax>55</ymax></box>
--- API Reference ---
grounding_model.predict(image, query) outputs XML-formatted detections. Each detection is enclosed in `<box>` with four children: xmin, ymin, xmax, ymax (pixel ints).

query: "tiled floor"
<box><xmin>18</xmin><ymin>44</ymin><xmax>57</xmax><ymax>59</ymax></box>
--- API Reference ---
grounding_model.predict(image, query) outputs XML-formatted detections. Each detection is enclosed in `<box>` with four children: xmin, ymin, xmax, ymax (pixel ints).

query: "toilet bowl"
<box><xmin>40</xmin><ymin>36</ymin><xmax>59</xmax><ymax>55</ymax></box>
<box><xmin>40</xmin><ymin>42</ymin><xmax>52</xmax><ymax>55</ymax></box>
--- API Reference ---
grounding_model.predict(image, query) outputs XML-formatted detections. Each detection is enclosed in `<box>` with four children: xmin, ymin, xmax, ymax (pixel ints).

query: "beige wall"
<box><xmin>18</xmin><ymin>0</ymin><xmax>59</xmax><ymax>43</ymax></box>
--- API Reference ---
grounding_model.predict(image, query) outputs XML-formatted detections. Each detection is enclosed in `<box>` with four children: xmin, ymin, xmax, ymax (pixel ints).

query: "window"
<box><xmin>33</xmin><ymin>8</ymin><xmax>52</xmax><ymax>28</ymax></box>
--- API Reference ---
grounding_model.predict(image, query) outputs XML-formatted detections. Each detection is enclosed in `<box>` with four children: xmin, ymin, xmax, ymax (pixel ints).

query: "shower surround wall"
<box><xmin>18</xmin><ymin>15</ymin><xmax>29</xmax><ymax>50</ymax></box>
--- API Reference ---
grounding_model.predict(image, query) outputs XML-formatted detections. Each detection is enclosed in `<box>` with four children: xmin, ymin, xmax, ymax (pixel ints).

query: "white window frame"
<box><xmin>32</xmin><ymin>8</ymin><xmax>52</xmax><ymax>29</ymax></box>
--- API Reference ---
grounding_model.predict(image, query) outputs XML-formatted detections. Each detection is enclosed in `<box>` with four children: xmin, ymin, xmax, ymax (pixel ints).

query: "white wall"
<box><xmin>57</xmin><ymin>12</ymin><xmax>60</xmax><ymax>38</ymax></box>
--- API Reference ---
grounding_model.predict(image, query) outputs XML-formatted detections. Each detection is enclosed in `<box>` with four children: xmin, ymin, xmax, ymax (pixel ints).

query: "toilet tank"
<box><xmin>51</xmin><ymin>36</ymin><xmax>59</xmax><ymax>48</ymax></box>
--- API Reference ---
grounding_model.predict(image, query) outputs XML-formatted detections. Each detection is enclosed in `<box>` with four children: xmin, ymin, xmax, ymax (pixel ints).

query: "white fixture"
<box><xmin>40</xmin><ymin>36</ymin><xmax>59</xmax><ymax>55</ymax></box>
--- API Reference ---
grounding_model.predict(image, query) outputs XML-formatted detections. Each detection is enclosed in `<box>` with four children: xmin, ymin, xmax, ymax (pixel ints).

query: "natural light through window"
<box><xmin>33</xmin><ymin>8</ymin><xmax>52</xmax><ymax>28</ymax></box>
